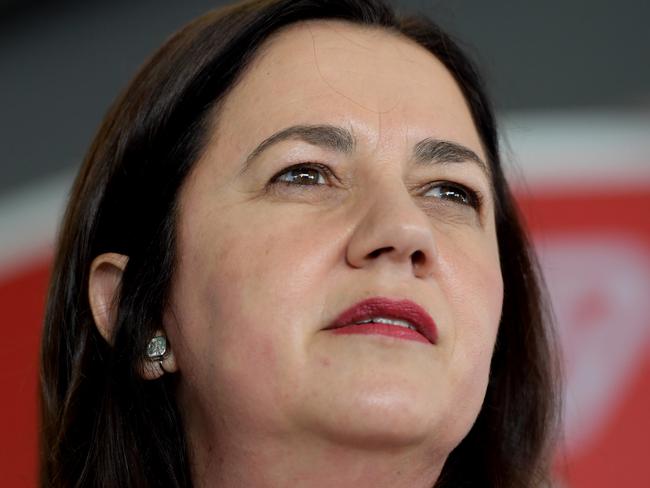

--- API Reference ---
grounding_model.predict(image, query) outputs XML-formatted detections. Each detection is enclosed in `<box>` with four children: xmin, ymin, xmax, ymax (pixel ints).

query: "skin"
<box><xmin>91</xmin><ymin>20</ymin><xmax>504</xmax><ymax>488</ymax></box>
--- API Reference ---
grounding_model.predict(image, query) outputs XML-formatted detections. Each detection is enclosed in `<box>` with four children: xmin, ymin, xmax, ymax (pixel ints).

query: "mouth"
<box><xmin>324</xmin><ymin>297</ymin><xmax>438</xmax><ymax>345</ymax></box>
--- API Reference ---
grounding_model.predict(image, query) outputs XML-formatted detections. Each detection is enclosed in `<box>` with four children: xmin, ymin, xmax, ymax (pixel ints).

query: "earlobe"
<box><xmin>88</xmin><ymin>253</ymin><xmax>129</xmax><ymax>345</ymax></box>
<box><xmin>139</xmin><ymin>331</ymin><xmax>179</xmax><ymax>380</ymax></box>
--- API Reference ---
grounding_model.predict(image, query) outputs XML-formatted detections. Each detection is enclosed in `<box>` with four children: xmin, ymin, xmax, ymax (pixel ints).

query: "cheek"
<box><xmin>169</xmin><ymin>207</ymin><xmax>341</xmax><ymax>420</ymax></box>
<box><xmin>439</xmin><ymin>233</ymin><xmax>503</xmax><ymax>390</ymax></box>
<box><xmin>426</xmin><ymin>236</ymin><xmax>502</xmax><ymax>444</ymax></box>
<box><xmin>441</xmin><ymin>226</ymin><xmax>503</xmax><ymax>327</ymax></box>
<box><xmin>169</xmin><ymin>236</ymin><xmax>296</xmax><ymax>433</ymax></box>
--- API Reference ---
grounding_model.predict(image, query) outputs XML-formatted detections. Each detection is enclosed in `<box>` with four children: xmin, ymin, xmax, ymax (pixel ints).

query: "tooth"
<box><xmin>354</xmin><ymin>317</ymin><xmax>416</xmax><ymax>330</ymax></box>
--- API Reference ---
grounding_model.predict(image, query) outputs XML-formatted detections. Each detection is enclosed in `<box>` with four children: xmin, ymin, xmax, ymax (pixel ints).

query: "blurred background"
<box><xmin>1</xmin><ymin>0</ymin><xmax>649</xmax><ymax>486</ymax></box>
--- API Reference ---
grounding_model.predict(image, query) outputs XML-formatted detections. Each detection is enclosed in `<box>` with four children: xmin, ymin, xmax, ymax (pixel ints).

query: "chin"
<box><xmin>298</xmin><ymin>389</ymin><xmax>451</xmax><ymax>450</ymax></box>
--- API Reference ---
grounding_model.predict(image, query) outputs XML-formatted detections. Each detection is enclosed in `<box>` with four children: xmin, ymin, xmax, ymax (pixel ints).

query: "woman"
<box><xmin>40</xmin><ymin>0</ymin><xmax>560</xmax><ymax>486</ymax></box>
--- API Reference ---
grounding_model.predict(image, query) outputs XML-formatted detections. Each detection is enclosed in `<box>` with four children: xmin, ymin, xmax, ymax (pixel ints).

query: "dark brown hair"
<box><xmin>40</xmin><ymin>0</ymin><xmax>560</xmax><ymax>486</ymax></box>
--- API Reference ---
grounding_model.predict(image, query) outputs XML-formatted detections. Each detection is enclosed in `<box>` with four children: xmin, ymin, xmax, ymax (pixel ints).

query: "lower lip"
<box><xmin>329</xmin><ymin>323</ymin><xmax>431</xmax><ymax>344</ymax></box>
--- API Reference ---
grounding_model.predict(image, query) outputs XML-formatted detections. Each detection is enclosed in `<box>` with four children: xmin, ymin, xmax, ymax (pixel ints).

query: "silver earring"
<box><xmin>146</xmin><ymin>334</ymin><xmax>168</xmax><ymax>363</ymax></box>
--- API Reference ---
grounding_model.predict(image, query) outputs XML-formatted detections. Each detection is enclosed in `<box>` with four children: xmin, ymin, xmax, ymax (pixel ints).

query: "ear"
<box><xmin>88</xmin><ymin>252</ymin><xmax>129</xmax><ymax>345</ymax></box>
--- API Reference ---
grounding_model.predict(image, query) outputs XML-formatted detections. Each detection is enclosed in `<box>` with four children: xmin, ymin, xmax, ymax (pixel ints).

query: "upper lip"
<box><xmin>325</xmin><ymin>297</ymin><xmax>438</xmax><ymax>344</ymax></box>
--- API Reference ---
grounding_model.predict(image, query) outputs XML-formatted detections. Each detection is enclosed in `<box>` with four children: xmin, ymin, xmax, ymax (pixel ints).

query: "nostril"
<box><xmin>368</xmin><ymin>247</ymin><xmax>392</xmax><ymax>259</ymax></box>
<box><xmin>411</xmin><ymin>250</ymin><xmax>426</xmax><ymax>267</ymax></box>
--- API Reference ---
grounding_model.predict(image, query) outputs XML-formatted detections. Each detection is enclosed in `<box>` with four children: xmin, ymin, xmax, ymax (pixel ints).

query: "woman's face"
<box><xmin>167</xmin><ymin>21</ymin><xmax>503</xmax><ymax>459</ymax></box>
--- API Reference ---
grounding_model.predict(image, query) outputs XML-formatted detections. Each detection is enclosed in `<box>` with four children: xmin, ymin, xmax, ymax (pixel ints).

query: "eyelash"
<box><xmin>270</xmin><ymin>162</ymin><xmax>333</xmax><ymax>187</ymax></box>
<box><xmin>421</xmin><ymin>181</ymin><xmax>483</xmax><ymax>209</ymax></box>
<box><xmin>269</xmin><ymin>163</ymin><xmax>482</xmax><ymax>209</ymax></box>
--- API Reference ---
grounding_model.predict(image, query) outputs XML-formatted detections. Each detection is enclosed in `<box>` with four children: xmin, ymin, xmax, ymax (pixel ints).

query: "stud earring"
<box><xmin>146</xmin><ymin>334</ymin><xmax>168</xmax><ymax>362</ymax></box>
<box><xmin>141</xmin><ymin>331</ymin><xmax>177</xmax><ymax>379</ymax></box>
<box><xmin>145</xmin><ymin>334</ymin><xmax>170</xmax><ymax>375</ymax></box>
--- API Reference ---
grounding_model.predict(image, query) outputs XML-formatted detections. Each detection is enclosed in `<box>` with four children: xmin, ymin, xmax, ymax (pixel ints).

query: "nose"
<box><xmin>345</xmin><ymin>184</ymin><xmax>437</xmax><ymax>279</ymax></box>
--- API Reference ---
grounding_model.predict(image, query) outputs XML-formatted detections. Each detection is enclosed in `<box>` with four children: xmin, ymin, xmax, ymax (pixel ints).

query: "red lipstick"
<box><xmin>325</xmin><ymin>297</ymin><xmax>438</xmax><ymax>345</ymax></box>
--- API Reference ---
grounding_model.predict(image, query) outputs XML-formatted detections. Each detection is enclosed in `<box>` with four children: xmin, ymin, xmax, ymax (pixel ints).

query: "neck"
<box><xmin>190</xmin><ymin>430</ymin><xmax>445</xmax><ymax>488</ymax></box>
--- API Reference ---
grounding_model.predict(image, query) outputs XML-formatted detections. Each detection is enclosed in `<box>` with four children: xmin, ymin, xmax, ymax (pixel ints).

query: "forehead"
<box><xmin>211</xmin><ymin>20</ymin><xmax>485</xmax><ymax>164</ymax></box>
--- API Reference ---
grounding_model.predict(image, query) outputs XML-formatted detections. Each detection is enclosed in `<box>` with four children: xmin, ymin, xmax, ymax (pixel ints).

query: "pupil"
<box><xmin>443</xmin><ymin>187</ymin><xmax>467</xmax><ymax>204</ymax></box>
<box><xmin>293</xmin><ymin>169</ymin><xmax>318</xmax><ymax>184</ymax></box>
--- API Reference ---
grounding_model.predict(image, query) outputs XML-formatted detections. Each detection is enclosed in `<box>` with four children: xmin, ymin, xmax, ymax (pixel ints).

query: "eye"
<box><xmin>271</xmin><ymin>163</ymin><xmax>330</xmax><ymax>186</ymax></box>
<box><xmin>423</xmin><ymin>182</ymin><xmax>481</xmax><ymax>209</ymax></box>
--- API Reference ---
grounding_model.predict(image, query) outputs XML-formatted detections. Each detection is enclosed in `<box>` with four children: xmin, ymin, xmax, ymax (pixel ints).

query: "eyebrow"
<box><xmin>241</xmin><ymin>123</ymin><xmax>490</xmax><ymax>178</ymax></box>
<box><xmin>242</xmin><ymin>124</ymin><xmax>355</xmax><ymax>172</ymax></box>
<box><xmin>412</xmin><ymin>137</ymin><xmax>490</xmax><ymax>179</ymax></box>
